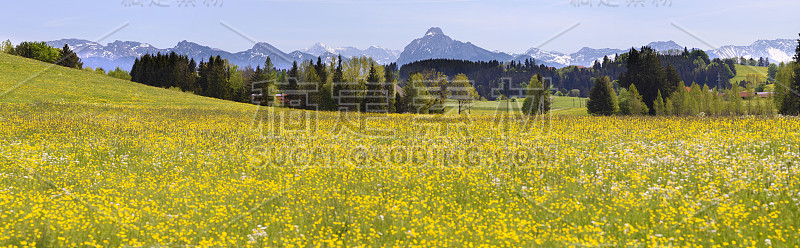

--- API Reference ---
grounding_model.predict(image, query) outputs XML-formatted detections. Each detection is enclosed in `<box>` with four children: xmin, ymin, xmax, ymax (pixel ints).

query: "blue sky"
<box><xmin>2</xmin><ymin>0</ymin><xmax>798</xmax><ymax>54</ymax></box>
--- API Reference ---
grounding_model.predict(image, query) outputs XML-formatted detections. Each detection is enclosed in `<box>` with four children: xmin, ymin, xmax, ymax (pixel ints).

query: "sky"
<box><xmin>2</xmin><ymin>0</ymin><xmax>799</xmax><ymax>54</ymax></box>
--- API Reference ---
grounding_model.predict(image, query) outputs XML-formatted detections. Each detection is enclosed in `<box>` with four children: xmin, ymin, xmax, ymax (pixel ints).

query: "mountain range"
<box><xmin>395</xmin><ymin>27</ymin><xmax>513</xmax><ymax>66</ymax></box>
<box><xmin>46</xmin><ymin>27</ymin><xmax>796</xmax><ymax>71</ymax></box>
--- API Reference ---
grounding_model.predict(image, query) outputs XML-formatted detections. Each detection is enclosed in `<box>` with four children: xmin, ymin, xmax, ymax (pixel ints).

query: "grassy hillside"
<box><xmin>731</xmin><ymin>64</ymin><xmax>768</xmax><ymax>84</ymax></box>
<box><xmin>0</xmin><ymin>53</ymin><xmax>245</xmax><ymax>108</ymax></box>
<box><xmin>444</xmin><ymin>96</ymin><xmax>587</xmax><ymax>115</ymax></box>
<box><xmin>1</xmin><ymin>52</ymin><xmax>798</xmax><ymax>247</ymax></box>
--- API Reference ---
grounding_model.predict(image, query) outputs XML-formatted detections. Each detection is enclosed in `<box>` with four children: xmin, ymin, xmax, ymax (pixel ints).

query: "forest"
<box><xmin>398</xmin><ymin>48</ymin><xmax>740</xmax><ymax>100</ymax></box>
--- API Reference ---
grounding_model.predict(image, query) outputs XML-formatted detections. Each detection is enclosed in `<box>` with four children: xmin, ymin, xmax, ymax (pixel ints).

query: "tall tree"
<box><xmin>780</xmin><ymin>33</ymin><xmax>800</xmax><ymax>115</ymax></box>
<box><xmin>664</xmin><ymin>64</ymin><xmax>681</xmax><ymax>97</ymax></box>
<box><xmin>453</xmin><ymin>73</ymin><xmax>479</xmax><ymax>114</ymax></box>
<box><xmin>617</xmin><ymin>88</ymin><xmax>631</xmax><ymax>115</ymax></box>
<box><xmin>521</xmin><ymin>74</ymin><xmax>550</xmax><ymax>115</ymax></box>
<box><xmin>384</xmin><ymin>66</ymin><xmax>398</xmax><ymax>113</ymax></box>
<box><xmin>628</xmin><ymin>84</ymin><xmax>649</xmax><ymax>115</ymax></box>
<box><xmin>2</xmin><ymin>40</ymin><xmax>14</xmax><ymax>54</ymax></box>
<box><xmin>282</xmin><ymin>61</ymin><xmax>301</xmax><ymax>108</ymax></box>
<box><xmin>618</xmin><ymin>46</ymin><xmax>666</xmax><ymax>114</ymax></box>
<box><xmin>653</xmin><ymin>90</ymin><xmax>665</xmax><ymax>116</ymax></box>
<box><xmin>332</xmin><ymin>55</ymin><xmax>345</xmax><ymax>110</ymax></box>
<box><xmin>402</xmin><ymin>72</ymin><xmax>432</xmax><ymax>114</ymax></box>
<box><xmin>365</xmin><ymin>62</ymin><xmax>385</xmax><ymax>113</ymax></box>
<box><xmin>56</xmin><ymin>44</ymin><xmax>83</xmax><ymax>69</ymax></box>
<box><xmin>587</xmin><ymin>76</ymin><xmax>618</xmax><ymax>116</ymax></box>
<box><xmin>767</xmin><ymin>63</ymin><xmax>778</xmax><ymax>81</ymax></box>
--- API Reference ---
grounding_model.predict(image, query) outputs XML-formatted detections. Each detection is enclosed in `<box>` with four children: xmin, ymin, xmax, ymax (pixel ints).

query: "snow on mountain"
<box><xmin>169</xmin><ymin>40</ymin><xmax>235</xmax><ymax>64</ymax></box>
<box><xmin>395</xmin><ymin>27</ymin><xmax>513</xmax><ymax>66</ymax></box>
<box><xmin>514</xmin><ymin>48</ymin><xmax>573</xmax><ymax>68</ymax></box>
<box><xmin>514</xmin><ymin>41</ymin><xmax>681</xmax><ymax>68</ymax></box>
<box><xmin>646</xmin><ymin>40</ymin><xmax>684</xmax><ymax>52</ymax></box>
<box><xmin>47</xmin><ymin>39</ymin><xmax>109</xmax><ymax>59</ymax></box>
<box><xmin>301</xmin><ymin>42</ymin><xmax>400</xmax><ymax>65</ymax></box>
<box><xmin>44</xmin><ymin>35</ymin><xmax>796</xmax><ymax>72</ymax></box>
<box><xmin>569</xmin><ymin>47</ymin><xmax>626</xmax><ymax>67</ymax></box>
<box><xmin>706</xmin><ymin>39</ymin><xmax>795</xmax><ymax>64</ymax></box>
<box><xmin>233</xmin><ymin>42</ymin><xmax>300</xmax><ymax>69</ymax></box>
<box><xmin>45</xmin><ymin>39</ymin><xmax>312</xmax><ymax>70</ymax></box>
<box><xmin>301</xmin><ymin>42</ymin><xmax>338</xmax><ymax>55</ymax></box>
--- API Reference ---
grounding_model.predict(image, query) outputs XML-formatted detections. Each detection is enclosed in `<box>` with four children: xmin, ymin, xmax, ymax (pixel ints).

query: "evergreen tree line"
<box><xmin>2</xmin><ymin>40</ymin><xmax>82</xmax><ymax>69</ymax></box>
<box><xmin>589</xmin><ymin>76</ymin><xmax>776</xmax><ymax>116</ymax></box>
<box><xmin>130</xmin><ymin>53</ymin><xmax>255</xmax><ymax>103</ymax></box>
<box><xmin>588</xmin><ymin>35</ymin><xmax>800</xmax><ymax>116</ymax></box>
<box><xmin>397</xmin><ymin>48</ymin><xmax>736</xmax><ymax>101</ymax></box>
<box><xmin>738</xmin><ymin>56</ymin><xmax>771</xmax><ymax>67</ymax></box>
<box><xmin>131</xmin><ymin>52</ymin><xmax>197</xmax><ymax>91</ymax></box>
<box><xmin>270</xmin><ymin>55</ymin><xmax>483</xmax><ymax>114</ymax></box>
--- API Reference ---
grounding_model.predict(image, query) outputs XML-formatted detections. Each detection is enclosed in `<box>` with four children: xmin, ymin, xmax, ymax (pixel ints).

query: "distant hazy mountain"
<box><xmin>513</xmin><ymin>48</ymin><xmax>573</xmax><ymax>68</ymax></box>
<box><xmin>395</xmin><ymin>27</ymin><xmax>513</xmax><ymax>66</ymax></box>
<box><xmin>46</xmin><ymin>39</ymin><xmax>312</xmax><ymax>71</ymax></box>
<box><xmin>515</xmin><ymin>40</ymin><xmax>684</xmax><ymax>68</ymax></box>
<box><xmin>569</xmin><ymin>47</ymin><xmax>626</xmax><ymax>67</ymax></box>
<box><xmin>646</xmin><ymin>40</ymin><xmax>684</xmax><ymax>52</ymax></box>
<box><xmin>300</xmin><ymin>42</ymin><xmax>400</xmax><ymax>65</ymax></box>
<box><xmin>234</xmin><ymin>42</ymin><xmax>316</xmax><ymax>69</ymax></box>
<box><xmin>706</xmin><ymin>39</ymin><xmax>796</xmax><ymax>63</ymax></box>
<box><xmin>47</xmin><ymin>39</ymin><xmax>162</xmax><ymax>71</ymax></box>
<box><xmin>46</xmin><ymin>35</ymin><xmax>796</xmax><ymax>72</ymax></box>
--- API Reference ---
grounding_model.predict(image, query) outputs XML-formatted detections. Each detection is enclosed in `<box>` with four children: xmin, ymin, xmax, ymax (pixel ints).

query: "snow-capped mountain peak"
<box><xmin>299</xmin><ymin>42</ymin><xmax>400</xmax><ymax>64</ymax></box>
<box><xmin>301</xmin><ymin>42</ymin><xmax>337</xmax><ymax>55</ymax></box>
<box><xmin>426</xmin><ymin>27</ymin><xmax>444</xmax><ymax>36</ymax></box>
<box><xmin>43</xmin><ymin>34</ymin><xmax>797</xmax><ymax>72</ymax></box>
<box><xmin>396</xmin><ymin>27</ymin><xmax>513</xmax><ymax>65</ymax></box>
<box><xmin>706</xmin><ymin>39</ymin><xmax>795</xmax><ymax>63</ymax></box>
<box><xmin>646</xmin><ymin>40</ymin><xmax>683</xmax><ymax>52</ymax></box>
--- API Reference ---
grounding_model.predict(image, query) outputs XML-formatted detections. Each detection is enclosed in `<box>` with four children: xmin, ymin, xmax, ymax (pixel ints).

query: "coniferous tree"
<box><xmin>56</xmin><ymin>44</ymin><xmax>82</xmax><ymax>69</ymax></box>
<box><xmin>587</xmin><ymin>76</ymin><xmax>617</xmax><ymax>116</ymax></box>
<box><xmin>250</xmin><ymin>65</ymin><xmax>265</xmax><ymax>102</ymax></box>
<box><xmin>332</xmin><ymin>55</ymin><xmax>345</xmax><ymax>110</ymax></box>
<box><xmin>365</xmin><ymin>62</ymin><xmax>385</xmax><ymax>113</ymax></box>
<box><xmin>385</xmin><ymin>67</ymin><xmax>398</xmax><ymax>113</ymax></box>
<box><xmin>283</xmin><ymin>61</ymin><xmax>300</xmax><ymax>108</ymax></box>
<box><xmin>767</xmin><ymin>63</ymin><xmax>778</xmax><ymax>81</ymax></box>
<box><xmin>301</xmin><ymin>60</ymin><xmax>322</xmax><ymax>110</ymax></box>
<box><xmin>618</xmin><ymin>46</ymin><xmax>667</xmax><ymax>114</ymax></box>
<box><xmin>664</xmin><ymin>64</ymin><xmax>681</xmax><ymax>98</ymax></box>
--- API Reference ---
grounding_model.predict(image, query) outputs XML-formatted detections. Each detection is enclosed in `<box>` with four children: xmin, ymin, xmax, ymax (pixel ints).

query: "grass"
<box><xmin>1</xmin><ymin>54</ymin><xmax>799</xmax><ymax>247</ymax></box>
<box><xmin>0</xmin><ymin>53</ymin><xmax>247</xmax><ymax>109</ymax></box>
<box><xmin>444</xmin><ymin>96</ymin><xmax>588</xmax><ymax>115</ymax></box>
<box><xmin>731</xmin><ymin>64</ymin><xmax>769</xmax><ymax>84</ymax></box>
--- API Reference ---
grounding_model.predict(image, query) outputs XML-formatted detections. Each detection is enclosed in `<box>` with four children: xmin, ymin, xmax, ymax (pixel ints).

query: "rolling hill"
<box><xmin>731</xmin><ymin>64</ymin><xmax>769</xmax><ymax>84</ymax></box>
<box><xmin>0</xmin><ymin>53</ymin><xmax>247</xmax><ymax>108</ymax></box>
